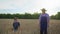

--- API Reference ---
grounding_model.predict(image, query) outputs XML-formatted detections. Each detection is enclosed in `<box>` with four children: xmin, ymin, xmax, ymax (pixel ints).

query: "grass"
<box><xmin>0</xmin><ymin>19</ymin><xmax>60</xmax><ymax>34</ymax></box>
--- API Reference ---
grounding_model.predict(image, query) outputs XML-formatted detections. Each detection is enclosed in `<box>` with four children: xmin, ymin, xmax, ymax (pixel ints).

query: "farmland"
<box><xmin>0</xmin><ymin>19</ymin><xmax>60</xmax><ymax>34</ymax></box>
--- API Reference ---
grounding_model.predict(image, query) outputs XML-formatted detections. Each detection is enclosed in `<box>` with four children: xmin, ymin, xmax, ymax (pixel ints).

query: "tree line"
<box><xmin>51</xmin><ymin>12</ymin><xmax>60</xmax><ymax>20</ymax></box>
<box><xmin>0</xmin><ymin>13</ymin><xmax>40</xmax><ymax>19</ymax></box>
<box><xmin>0</xmin><ymin>12</ymin><xmax>60</xmax><ymax>19</ymax></box>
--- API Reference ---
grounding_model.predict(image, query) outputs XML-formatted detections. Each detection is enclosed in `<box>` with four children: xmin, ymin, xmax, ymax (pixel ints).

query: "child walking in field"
<box><xmin>13</xmin><ymin>17</ymin><xmax>20</xmax><ymax>32</ymax></box>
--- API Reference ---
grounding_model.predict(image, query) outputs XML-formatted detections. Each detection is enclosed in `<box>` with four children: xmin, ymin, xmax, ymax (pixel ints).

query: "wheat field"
<box><xmin>0</xmin><ymin>19</ymin><xmax>60</xmax><ymax>34</ymax></box>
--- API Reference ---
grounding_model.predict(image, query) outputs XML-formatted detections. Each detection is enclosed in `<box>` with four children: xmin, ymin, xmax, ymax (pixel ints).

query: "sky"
<box><xmin>0</xmin><ymin>0</ymin><xmax>60</xmax><ymax>16</ymax></box>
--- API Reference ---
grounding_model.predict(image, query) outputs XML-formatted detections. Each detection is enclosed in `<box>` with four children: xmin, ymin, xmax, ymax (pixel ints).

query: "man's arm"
<box><xmin>47</xmin><ymin>14</ymin><xmax>50</xmax><ymax>27</ymax></box>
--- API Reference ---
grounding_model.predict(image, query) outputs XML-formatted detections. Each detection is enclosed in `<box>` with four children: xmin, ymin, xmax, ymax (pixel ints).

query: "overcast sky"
<box><xmin>0</xmin><ymin>0</ymin><xmax>60</xmax><ymax>16</ymax></box>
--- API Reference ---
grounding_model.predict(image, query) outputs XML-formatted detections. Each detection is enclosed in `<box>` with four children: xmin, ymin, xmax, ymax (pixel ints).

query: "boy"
<box><xmin>13</xmin><ymin>17</ymin><xmax>20</xmax><ymax>32</ymax></box>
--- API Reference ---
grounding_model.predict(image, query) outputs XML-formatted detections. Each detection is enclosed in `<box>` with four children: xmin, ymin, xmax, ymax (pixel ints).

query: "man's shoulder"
<box><xmin>45</xmin><ymin>13</ymin><xmax>49</xmax><ymax>16</ymax></box>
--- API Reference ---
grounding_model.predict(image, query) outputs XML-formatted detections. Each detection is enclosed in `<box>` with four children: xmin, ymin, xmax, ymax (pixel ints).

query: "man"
<box><xmin>39</xmin><ymin>8</ymin><xmax>50</xmax><ymax>34</ymax></box>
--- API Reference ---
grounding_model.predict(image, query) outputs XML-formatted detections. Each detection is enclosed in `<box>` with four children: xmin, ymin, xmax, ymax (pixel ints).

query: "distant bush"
<box><xmin>0</xmin><ymin>12</ymin><xmax>60</xmax><ymax>20</ymax></box>
<box><xmin>51</xmin><ymin>12</ymin><xmax>60</xmax><ymax>20</ymax></box>
<box><xmin>0</xmin><ymin>13</ymin><xmax>40</xmax><ymax>19</ymax></box>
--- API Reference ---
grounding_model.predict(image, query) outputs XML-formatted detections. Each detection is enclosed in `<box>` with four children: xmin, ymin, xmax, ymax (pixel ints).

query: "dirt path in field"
<box><xmin>0</xmin><ymin>19</ymin><xmax>60</xmax><ymax>34</ymax></box>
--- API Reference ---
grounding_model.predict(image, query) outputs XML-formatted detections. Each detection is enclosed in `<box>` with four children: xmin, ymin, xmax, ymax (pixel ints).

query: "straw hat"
<box><xmin>41</xmin><ymin>8</ymin><xmax>46</xmax><ymax>11</ymax></box>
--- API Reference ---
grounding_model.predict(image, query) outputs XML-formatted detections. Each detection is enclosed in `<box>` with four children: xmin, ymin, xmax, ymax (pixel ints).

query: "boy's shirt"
<box><xmin>13</xmin><ymin>21</ymin><xmax>20</xmax><ymax>30</ymax></box>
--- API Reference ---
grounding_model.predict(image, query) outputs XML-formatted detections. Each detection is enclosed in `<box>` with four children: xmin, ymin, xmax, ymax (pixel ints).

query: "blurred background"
<box><xmin>0</xmin><ymin>0</ymin><xmax>60</xmax><ymax>19</ymax></box>
<box><xmin>0</xmin><ymin>0</ymin><xmax>60</xmax><ymax>34</ymax></box>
